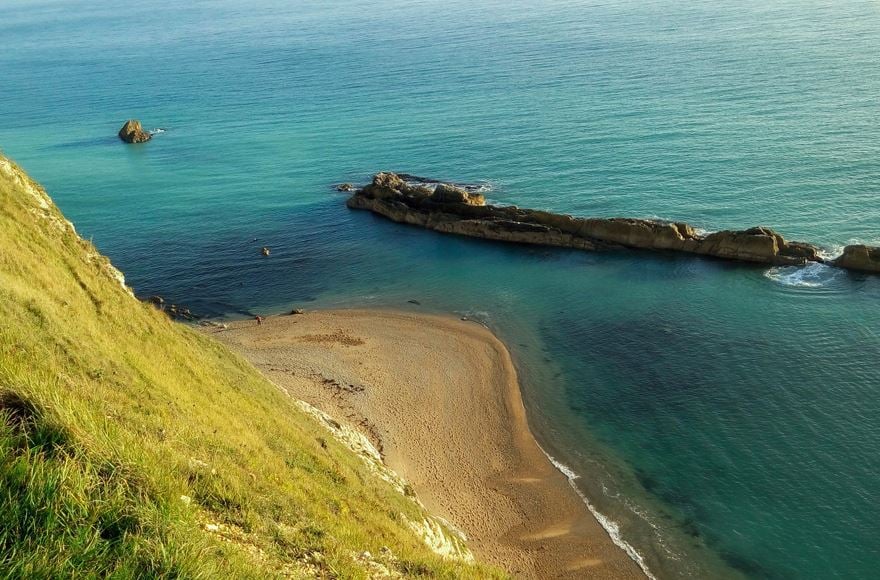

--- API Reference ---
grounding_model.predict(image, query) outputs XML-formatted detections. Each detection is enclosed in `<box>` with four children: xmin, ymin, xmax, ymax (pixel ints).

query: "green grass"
<box><xmin>0</xmin><ymin>155</ymin><xmax>503</xmax><ymax>579</ymax></box>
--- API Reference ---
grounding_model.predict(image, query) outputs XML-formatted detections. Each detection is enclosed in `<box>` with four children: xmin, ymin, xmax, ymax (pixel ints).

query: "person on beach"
<box><xmin>255</xmin><ymin>315</ymin><xmax>264</xmax><ymax>326</ymax></box>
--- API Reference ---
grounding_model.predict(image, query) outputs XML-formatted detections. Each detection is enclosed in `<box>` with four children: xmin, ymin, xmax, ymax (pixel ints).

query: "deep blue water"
<box><xmin>2</xmin><ymin>1</ymin><xmax>879</xmax><ymax>577</ymax></box>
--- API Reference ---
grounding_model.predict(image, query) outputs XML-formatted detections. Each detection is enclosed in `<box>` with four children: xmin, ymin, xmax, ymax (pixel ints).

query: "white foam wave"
<box><xmin>765</xmin><ymin>261</ymin><xmax>841</xmax><ymax>288</ymax></box>
<box><xmin>469</xmin><ymin>182</ymin><xmax>493</xmax><ymax>193</ymax></box>
<box><xmin>538</xmin><ymin>446</ymin><xmax>658</xmax><ymax>580</ymax></box>
<box><xmin>149</xmin><ymin>128</ymin><xmax>166</xmax><ymax>135</ymax></box>
<box><xmin>456</xmin><ymin>310</ymin><xmax>491</xmax><ymax>327</ymax></box>
<box><xmin>817</xmin><ymin>244</ymin><xmax>844</xmax><ymax>261</ymax></box>
<box><xmin>403</xmin><ymin>180</ymin><xmax>492</xmax><ymax>194</ymax></box>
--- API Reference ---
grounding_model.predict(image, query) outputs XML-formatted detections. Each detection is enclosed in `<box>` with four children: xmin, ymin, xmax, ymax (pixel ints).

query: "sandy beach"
<box><xmin>206</xmin><ymin>309</ymin><xmax>643</xmax><ymax>579</ymax></box>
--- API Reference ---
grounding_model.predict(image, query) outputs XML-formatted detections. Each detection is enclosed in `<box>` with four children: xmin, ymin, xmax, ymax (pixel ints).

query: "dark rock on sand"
<box><xmin>118</xmin><ymin>120</ymin><xmax>151</xmax><ymax>143</ymax></box>
<box><xmin>164</xmin><ymin>303</ymin><xmax>197</xmax><ymax>321</ymax></box>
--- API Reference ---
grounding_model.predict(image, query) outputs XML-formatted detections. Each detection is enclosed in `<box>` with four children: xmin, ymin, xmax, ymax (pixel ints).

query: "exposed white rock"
<box><xmin>293</xmin><ymin>399</ymin><xmax>474</xmax><ymax>563</ymax></box>
<box><xmin>294</xmin><ymin>400</ymin><xmax>405</xmax><ymax>494</ymax></box>
<box><xmin>402</xmin><ymin>514</ymin><xmax>474</xmax><ymax>563</ymax></box>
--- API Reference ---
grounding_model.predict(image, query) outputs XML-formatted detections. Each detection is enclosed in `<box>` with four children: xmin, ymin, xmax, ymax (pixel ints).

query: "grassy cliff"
<box><xmin>0</xmin><ymin>155</ymin><xmax>500</xmax><ymax>579</ymax></box>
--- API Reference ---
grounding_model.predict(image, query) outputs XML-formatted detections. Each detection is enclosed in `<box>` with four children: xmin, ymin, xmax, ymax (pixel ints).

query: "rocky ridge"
<box><xmin>347</xmin><ymin>172</ymin><xmax>880</xmax><ymax>273</ymax></box>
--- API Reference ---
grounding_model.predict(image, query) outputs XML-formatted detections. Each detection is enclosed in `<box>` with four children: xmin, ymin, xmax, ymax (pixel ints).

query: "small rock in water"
<box><xmin>407</xmin><ymin>299</ymin><xmax>421</xmax><ymax>305</ymax></box>
<box><xmin>117</xmin><ymin>119</ymin><xmax>152</xmax><ymax>143</ymax></box>
<box><xmin>261</xmin><ymin>246</ymin><xmax>270</xmax><ymax>257</ymax></box>
<box><xmin>335</xmin><ymin>183</ymin><xmax>355</xmax><ymax>192</ymax></box>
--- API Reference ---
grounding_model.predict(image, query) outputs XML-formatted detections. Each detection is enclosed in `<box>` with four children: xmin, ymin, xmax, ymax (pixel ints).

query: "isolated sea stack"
<box><xmin>117</xmin><ymin>119</ymin><xmax>151</xmax><ymax>143</ymax></box>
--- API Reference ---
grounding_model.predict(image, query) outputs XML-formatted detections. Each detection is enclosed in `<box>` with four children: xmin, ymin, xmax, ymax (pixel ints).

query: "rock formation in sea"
<box><xmin>117</xmin><ymin>119</ymin><xmax>151</xmax><ymax>143</ymax></box>
<box><xmin>834</xmin><ymin>244</ymin><xmax>880</xmax><ymax>273</ymax></box>
<box><xmin>347</xmin><ymin>172</ymin><xmax>880</xmax><ymax>273</ymax></box>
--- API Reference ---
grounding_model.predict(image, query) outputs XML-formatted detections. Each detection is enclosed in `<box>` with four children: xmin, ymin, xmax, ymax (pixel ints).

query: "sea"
<box><xmin>2</xmin><ymin>1</ymin><xmax>879</xmax><ymax>577</ymax></box>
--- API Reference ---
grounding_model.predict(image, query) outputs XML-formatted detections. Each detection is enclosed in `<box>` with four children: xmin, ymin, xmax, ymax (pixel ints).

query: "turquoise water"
<box><xmin>3</xmin><ymin>0</ymin><xmax>880</xmax><ymax>577</ymax></box>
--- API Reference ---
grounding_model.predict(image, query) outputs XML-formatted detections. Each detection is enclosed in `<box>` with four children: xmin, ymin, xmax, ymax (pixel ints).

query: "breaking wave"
<box><xmin>538</xmin><ymin>447</ymin><xmax>659</xmax><ymax>580</ymax></box>
<box><xmin>765</xmin><ymin>261</ymin><xmax>843</xmax><ymax>288</ymax></box>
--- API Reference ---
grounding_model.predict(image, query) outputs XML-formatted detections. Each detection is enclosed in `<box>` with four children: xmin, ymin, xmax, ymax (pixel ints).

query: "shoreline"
<box><xmin>203</xmin><ymin>309</ymin><xmax>646</xmax><ymax>579</ymax></box>
<box><xmin>537</xmin><ymin>446</ymin><xmax>656</xmax><ymax>580</ymax></box>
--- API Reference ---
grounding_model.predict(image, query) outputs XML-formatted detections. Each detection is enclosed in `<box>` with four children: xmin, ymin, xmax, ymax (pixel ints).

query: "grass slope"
<box><xmin>0</xmin><ymin>155</ymin><xmax>501</xmax><ymax>579</ymax></box>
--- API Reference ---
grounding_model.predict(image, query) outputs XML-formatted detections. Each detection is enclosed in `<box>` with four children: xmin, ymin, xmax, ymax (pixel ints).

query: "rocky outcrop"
<box><xmin>118</xmin><ymin>120</ymin><xmax>151</xmax><ymax>143</ymax></box>
<box><xmin>141</xmin><ymin>295</ymin><xmax>197</xmax><ymax>320</ymax></box>
<box><xmin>694</xmin><ymin>227</ymin><xmax>821</xmax><ymax>265</ymax></box>
<box><xmin>430</xmin><ymin>183</ymin><xmax>485</xmax><ymax>206</ymax></box>
<box><xmin>834</xmin><ymin>245</ymin><xmax>880</xmax><ymax>273</ymax></box>
<box><xmin>348</xmin><ymin>172</ymin><xmax>880</xmax><ymax>274</ymax></box>
<box><xmin>347</xmin><ymin>172</ymin><xmax>841</xmax><ymax>268</ymax></box>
